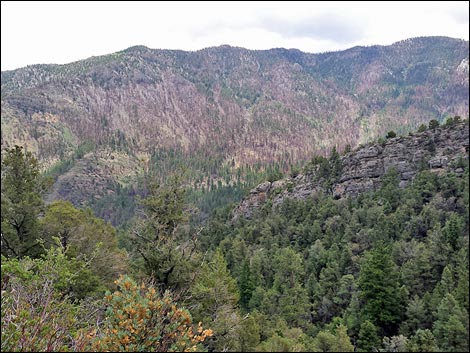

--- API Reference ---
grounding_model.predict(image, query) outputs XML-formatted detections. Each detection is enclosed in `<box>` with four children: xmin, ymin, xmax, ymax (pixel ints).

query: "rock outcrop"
<box><xmin>233</xmin><ymin>121</ymin><xmax>469</xmax><ymax>220</ymax></box>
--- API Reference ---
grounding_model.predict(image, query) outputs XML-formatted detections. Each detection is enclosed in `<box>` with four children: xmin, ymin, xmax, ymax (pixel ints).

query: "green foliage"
<box><xmin>417</xmin><ymin>124</ymin><xmax>427</xmax><ymax>132</ymax></box>
<box><xmin>382</xmin><ymin>335</ymin><xmax>409</xmax><ymax>352</ymax></box>
<box><xmin>303</xmin><ymin>147</ymin><xmax>342</xmax><ymax>193</ymax></box>
<box><xmin>313</xmin><ymin>324</ymin><xmax>354</xmax><ymax>352</ymax></box>
<box><xmin>386</xmin><ymin>130</ymin><xmax>397</xmax><ymax>138</ymax></box>
<box><xmin>400</xmin><ymin>295</ymin><xmax>429</xmax><ymax>336</ymax></box>
<box><xmin>407</xmin><ymin>329</ymin><xmax>438</xmax><ymax>352</ymax></box>
<box><xmin>359</xmin><ymin>245</ymin><xmax>403</xmax><ymax>335</ymax></box>
<box><xmin>1</xmin><ymin>145</ymin><xmax>53</xmax><ymax>258</ymax></box>
<box><xmin>357</xmin><ymin>320</ymin><xmax>381</xmax><ymax>352</ymax></box>
<box><xmin>44</xmin><ymin>141</ymin><xmax>95</xmax><ymax>181</ymax></box>
<box><xmin>239</xmin><ymin>260</ymin><xmax>255</xmax><ymax>311</ymax></box>
<box><xmin>41</xmin><ymin>200</ymin><xmax>128</xmax><ymax>293</ymax></box>
<box><xmin>197</xmin><ymin>163</ymin><xmax>468</xmax><ymax>351</ymax></box>
<box><xmin>90</xmin><ymin>275</ymin><xmax>213</xmax><ymax>352</ymax></box>
<box><xmin>428</xmin><ymin>119</ymin><xmax>440</xmax><ymax>129</ymax></box>
<box><xmin>1</xmin><ymin>120</ymin><xmax>469</xmax><ymax>351</ymax></box>
<box><xmin>443</xmin><ymin>116</ymin><xmax>461</xmax><ymax>128</ymax></box>
<box><xmin>1</xmin><ymin>247</ymin><xmax>95</xmax><ymax>352</ymax></box>
<box><xmin>189</xmin><ymin>249</ymin><xmax>241</xmax><ymax>351</ymax></box>
<box><xmin>255</xmin><ymin>326</ymin><xmax>315</xmax><ymax>352</ymax></box>
<box><xmin>432</xmin><ymin>293</ymin><xmax>469</xmax><ymax>352</ymax></box>
<box><xmin>128</xmin><ymin>174</ymin><xmax>198</xmax><ymax>293</ymax></box>
<box><xmin>239</xmin><ymin>315</ymin><xmax>261</xmax><ymax>352</ymax></box>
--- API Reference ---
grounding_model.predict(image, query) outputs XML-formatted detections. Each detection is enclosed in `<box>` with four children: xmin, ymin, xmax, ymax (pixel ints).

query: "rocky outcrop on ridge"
<box><xmin>233</xmin><ymin>121</ymin><xmax>469</xmax><ymax>220</ymax></box>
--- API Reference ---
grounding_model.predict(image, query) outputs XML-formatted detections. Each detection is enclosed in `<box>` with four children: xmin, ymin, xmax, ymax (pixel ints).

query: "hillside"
<box><xmin>193</xmin><ymin>119</ymin><xmax>470</xmax><ymax>351</ymax></box>
<box><xmin>233</xmin><ymin>119</ymin><xmax>469</xmax><ymax>220</ymax></box>
<box><xmin>2</xmin><ymin>80</ymin><xmax>469</xmax><ymax>352</ymax></box>
<box><xmin>1</xmin><ymin>36</ymin><xmax>468</xmax><ymax>221</ymax></box>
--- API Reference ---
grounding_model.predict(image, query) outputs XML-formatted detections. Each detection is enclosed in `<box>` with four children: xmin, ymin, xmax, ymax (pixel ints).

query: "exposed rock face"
<box><xmin>233</xmin><ymin>121</ymin><xmax>469</xmax><ymax>220</ymax></box>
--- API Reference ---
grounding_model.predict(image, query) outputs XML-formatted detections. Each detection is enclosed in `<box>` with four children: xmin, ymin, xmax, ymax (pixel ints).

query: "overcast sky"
<box><xmin>1</xmin><ymin>1</ymin><xmax>469</xmax><ymax>71</ymax></box>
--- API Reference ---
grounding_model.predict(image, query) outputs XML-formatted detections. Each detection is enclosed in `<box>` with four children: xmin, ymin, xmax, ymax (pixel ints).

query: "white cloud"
<box><xmin>1</xmin><ymin>1</ymin><xmax>468</xmax><ymax>71</ymax></box>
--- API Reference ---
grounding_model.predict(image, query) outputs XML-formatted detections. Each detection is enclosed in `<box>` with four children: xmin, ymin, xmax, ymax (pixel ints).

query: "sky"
<box><xmin>1</xmin><ymin>1</ymin><xmax>469</xmax><ymax>71</ymax></box>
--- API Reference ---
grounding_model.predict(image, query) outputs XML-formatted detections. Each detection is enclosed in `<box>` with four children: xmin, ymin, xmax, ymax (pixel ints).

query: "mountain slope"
<box><xmin>1</xmin><ymin>36</ymin><xmax>468</xmax><ymax>220</ymax></box>
<box><xmin>233</xmin><ymin>119</ymin><xmax>469</xmax><ymax>220</ymax></box>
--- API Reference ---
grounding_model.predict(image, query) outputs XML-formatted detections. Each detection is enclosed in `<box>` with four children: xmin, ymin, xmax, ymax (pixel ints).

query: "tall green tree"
<box><xmin>1</xmin><ymin>145</ymin><xmax>52</xmax><ymax>258</ymax></box>
<box><xmin>433</xmin><ymin>294</ymin><xmax>469</xmax><ymax>352</ymax></box>
<box><xmin>129</xmin><ymin>174</ymin><xmax>197</xmax><ymax>294</ymax></box>
<box><xmin>400</xmin><ymin>295</ymin><xmax>429</xmax><ymax>336</ymax></box>
<box><xmin>189</xmin><ymin>249</ymin><xmax>241</xmax><ymax>352</ymax></box>
<box><xmin>358</xmin><ymin>244</ymin><xmax>402</xmax><ymax>335</ymax></box>
<box><xmin>239</xmin><ymin>259</ymin><xmax>255</xmax><ymax>311</ymax></box>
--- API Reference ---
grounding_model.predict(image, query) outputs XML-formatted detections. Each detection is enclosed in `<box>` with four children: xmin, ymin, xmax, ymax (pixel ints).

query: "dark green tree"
<box><xmin>129</xmin><ymin>174</ymin><xmax>197</xmax><ymax>294</ymax></box>
<box><xmin>428</xmin><ymin>119</ymin><xmax>440</xmax><ymax>129</ymax></box>
<box><xmin>239</xmin><ymin>314</ymin><xmax>260</xmax><ymax>352</ymax></box>
<box><xmin>386</xmin><ymin>130</ymin><xmax>397</xmax><ymax>138</ymax></box>
<box><xmin>417</xmin><ymin>124</ymin><xmax>427</xmax><ymax>132</ymax></box>
<box><xmin>1</xmin><ymin>145</ymin><xmax>52</xmax><ymax>258</ymax></box>
<box><xmin>359</xmin><ymin>244</ymin><xmax>402</xmax><ymax>335</ymax></box>
<box><xmin>443</xmin><ymin>213</ymin><xmax>464</xmax><ymax>251</ymax></box>
<box><xmin>239</xmin><ymin>259</ymin><xmax>255</xmax><ymax>311</ymax></box>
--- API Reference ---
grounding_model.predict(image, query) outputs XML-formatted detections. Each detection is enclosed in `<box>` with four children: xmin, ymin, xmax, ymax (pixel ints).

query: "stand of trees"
<box><xmin>2</xmin><ymin>131</ymin><xmax>469</xmax><ymax>351</ymax></box>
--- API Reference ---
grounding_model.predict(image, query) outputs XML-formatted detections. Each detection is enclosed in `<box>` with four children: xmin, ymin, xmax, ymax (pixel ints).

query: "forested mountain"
<box><xmin>1</xmin><ymin>36</ymin><xmax>468</xmax><ymax>223</ymax></box>
<box><xmin>2</xmin><ymin>119</ymin><xmax>468</xmax><ymax>352</ymax></box>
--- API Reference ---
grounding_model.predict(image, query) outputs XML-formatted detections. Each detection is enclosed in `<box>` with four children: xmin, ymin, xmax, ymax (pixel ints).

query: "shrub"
<box><xmin>90</xmin><ymin>275</ymin><xmax>212</xmax><ymax>352</ymax></box>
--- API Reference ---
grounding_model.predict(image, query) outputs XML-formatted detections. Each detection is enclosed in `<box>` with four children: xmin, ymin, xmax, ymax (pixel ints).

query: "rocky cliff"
<box><xmin>233</xmin><ymin>120</ymin><xmax>469</xmax><ymax>220</ymax></box>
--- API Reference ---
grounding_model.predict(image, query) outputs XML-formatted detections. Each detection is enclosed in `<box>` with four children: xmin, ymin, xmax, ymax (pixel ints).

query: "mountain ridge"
<box><xmin>1</xmin><ymin>36</ymin><xmax>468</xmax><ymax>221</ymax></box>
<box><xmin>232</xmin><ymin>119</ymin><xmax>469</xmax><ymax>220</ymax></box>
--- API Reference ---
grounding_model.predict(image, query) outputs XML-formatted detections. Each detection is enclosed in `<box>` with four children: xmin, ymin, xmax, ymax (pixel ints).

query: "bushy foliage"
<box><xmin>90</xmin><ymin>275</ymin><xmax>213</xmax><ymax>352</ymax></box>
<box><xmin>1</xmin><ymin>247</ymin><xmax>95</xmax><ymax>352</ymax></box>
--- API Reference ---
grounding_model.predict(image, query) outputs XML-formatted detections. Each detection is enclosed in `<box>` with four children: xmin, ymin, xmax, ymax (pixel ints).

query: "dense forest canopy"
<box><xmin>1</xmin><ymin>118</ymin><xmax>468</xmax><ymax>352</ymax></box>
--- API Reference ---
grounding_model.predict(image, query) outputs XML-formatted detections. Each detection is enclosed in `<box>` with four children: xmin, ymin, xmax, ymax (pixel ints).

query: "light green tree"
<box><xmin>190</xmin><ymin>249</ymin><xmax>241</xmax><ymax>352</ymax></box>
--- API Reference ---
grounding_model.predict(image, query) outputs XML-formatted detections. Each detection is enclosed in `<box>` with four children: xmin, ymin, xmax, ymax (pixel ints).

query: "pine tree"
<box><xmin>239</xmin><ymin>259</ymin><xmax>255</xmax><ymax>310</ymax></box>
<box><xmin>359</xmin><ymin>244</ymin><xmax>402</xmax><ymax>335</ymax></box>
<box><xmin>129</xmin><ymin>174</ymin><xmax>196</xmax><ymax>294</ymax></box>
<box><xmin>407</xmin><ymin>329</ymin><xmax>438</xmax><ymax>352</ymax></box>
<box><xmin>400</xmin><ymin>295</ymin><xmax>428</xmax><ymax>336</ymax></box>
<box><xmin>190</xmin><ymin>249</ymin><xmax>241</xmax><ymax>351</ymax></box>
<box><xmin>357</xmin><ymin>320</ymin><xmax>381</xmax><ymax>352</ymax></box>
<box><xmin>433</xmin><ymin>293</ymin><xmax>468</xmax><ymax>352</ymax></box>
<box><xmin>1</xmin><ymin>145</ymin><xmax>52</xmax><ymax>258</ymax></box>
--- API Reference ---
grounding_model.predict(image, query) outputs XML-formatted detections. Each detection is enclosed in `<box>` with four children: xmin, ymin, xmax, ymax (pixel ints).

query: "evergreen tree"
<box><xmin>190</xmin><ymin>249</ymin><xmax>241</xmax><ymax>352</ymax></box>
<box><xmin>357</xmin><ymin>320</ymin><xmax>381</xmax><ymax>352</ymax></box>
<box><xmin>313</xmin><ymin>326</ymin><xmax>354</xmax><ymax>352</ymax></box>
<box><xmin>433</xmin><ymin>294</ymin><xmax>469</xmax><ymax>352</ymax></box>
<box><xmin>359</xmin><ymin>244</ymin><xmax>402</xmax><ymax>335</ymax></box>
<box><xmin>239</xmin><ymin>259</ymin><xmax>255</xmax><ymax>311</ymax></box>
<box><xmin>239</xmin><ymin>314</ymin><xmax>260</xmax><ymax>352</ymax></box>
<box><xmin>129</xmin><ymin>174</ymin><xmax>197</xmax><ymax>294</ymax></box>
<box><xmin>400</xmin><ymin>295</ymin><xmax>428</xmax><ymax>336</ymax></box>
<box><xmin>1</xmin><ymin>146</ymin><xmax>52</xmax><ymax>258</ymax></box>
<box><xmin>407</xmin><ymin>329</ymin><xmax>438</xmax><ymax>352</ymax></box>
